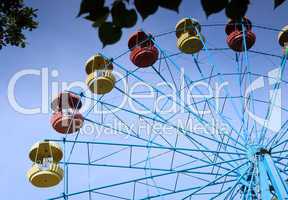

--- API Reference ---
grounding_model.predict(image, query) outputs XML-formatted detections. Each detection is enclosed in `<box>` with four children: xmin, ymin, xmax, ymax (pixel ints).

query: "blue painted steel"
<box><xmin>262</xmin><ymin>154</ymin><xmax>288</xmax><ymax>200</ymax></box>
<box><xmin>258</xmin><ymin>156</ymin><xmax>271</xmax><ymax>200</ymax></box>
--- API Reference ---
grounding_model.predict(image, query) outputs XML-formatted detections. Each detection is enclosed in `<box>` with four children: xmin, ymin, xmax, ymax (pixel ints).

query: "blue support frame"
<box><xmin>63</xmin><ymin>137</ymin><xmax>68</xmax><ymax>200</ymax></box>
<box><xmin>262</xmin><ymin>154</ymin><xmax>288</xmax><ymax>200</ymax></box>
<box><xmin>258</xmin><ymin>156</ymin><xmax>271</xmax><ymax>200</ymax></box>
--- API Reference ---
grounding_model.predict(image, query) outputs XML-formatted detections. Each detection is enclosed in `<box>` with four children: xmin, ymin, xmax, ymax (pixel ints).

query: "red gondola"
<box><xmin>225</xmin><ymin>17</ymin><xmax>256</xmax><ymax>52</ymax></box>
<box><xmin>128</xmin><ymin>31</ymin><xmax>159</xmax><ymax>68</ymax></box>
<box><xmin>51</xmin><ymin>92</ymin><xmax>82</xmax><ymax>111</ymax></box>
<box><xmin>51</xmin><ymin>92</ymin><xmax>84</xmax><ymax>134</ymax></box>
<box><xmin>50</xmin><ymin>111</ymin><xmax>83</xmax><ymax>134</ymax></box>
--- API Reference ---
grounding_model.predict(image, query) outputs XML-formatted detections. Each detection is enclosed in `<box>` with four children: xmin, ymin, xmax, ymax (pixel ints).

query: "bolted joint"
<box><xmin>256</xmin><ymin>148</ymin><xmax>271</xmax><ymax>155</ymax></box>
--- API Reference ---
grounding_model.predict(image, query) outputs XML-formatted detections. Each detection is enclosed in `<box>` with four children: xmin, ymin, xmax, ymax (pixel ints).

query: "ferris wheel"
<box><xmin>26</xmin><ymin>17</ymin><xmax>288</xmax><ymax>200</ymax></box>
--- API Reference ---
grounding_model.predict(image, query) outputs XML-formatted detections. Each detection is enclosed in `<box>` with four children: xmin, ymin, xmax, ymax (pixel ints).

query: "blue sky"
<box><xmin>1</xmin><ymin>0</ymin><xmax>288</xmax><ymax>199</ymax></box>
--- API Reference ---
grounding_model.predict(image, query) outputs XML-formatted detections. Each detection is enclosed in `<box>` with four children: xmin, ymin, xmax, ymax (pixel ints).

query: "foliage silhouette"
<box><xmin>1</xmin><ymin>0</ymin><xmax>287</xmax><ymax>49</ymax></box>
<box><xmin>78</xmin><ymin>0</ymin><xmax>183</xmax><ymax>46</ymax></box>
<box><xmin>0</xmin><ymin>0</ymin><xmax>38</xmax><ymax>49</ymax></box>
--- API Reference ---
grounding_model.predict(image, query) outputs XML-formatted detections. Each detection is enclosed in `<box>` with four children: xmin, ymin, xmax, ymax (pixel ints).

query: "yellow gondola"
<box><xmin>85</xmin><ymin>54</ymin><xmax>115</xmax><ymax>94</ymax></box>
<box><xmin>29</xmin><ymin>141</ymin><xmax>63</xmax><ymax>162</ymax></box>
<box><xmin>175</xmin><ymin>18</ymin><xmax>205</xmax><ymax>54</ymax></box>
<box><xmin>85</xmin><ymin>53</ymin><xmax>113</xmax><ymax>75</ymax></box>
<box><xmin>27</xmin><ymin>141</ymin><xmax>63</xmax><ymax>188</ymax></box>
<box><xmin>27</xmin><ymin>163</ymin><xmax>63</xmax><ymax>188</ymax></box>
<box><xmin>86</xmin><ymin>70</ymin><xmax>115</xmax><ymax>94</ymax></box>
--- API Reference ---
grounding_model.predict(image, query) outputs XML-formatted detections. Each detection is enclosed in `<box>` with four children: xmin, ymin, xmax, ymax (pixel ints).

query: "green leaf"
<box><xmin>115</xmin><ymin>0</ymin><xmax>129</xmax><ymax>2</ymax></box>
<box><xmin>134</xmin><ymin>0</ymin><xmax>158</xmax><ymax>20</ymax></box>
<box><xmin>98</xmin><ymin>22</ymin><xmax>122</xmax><ymax>47</ymax></box>
<box><xmin>157</xmin><ymin>0</ymin><xmax>182</xmax><ymax>13</ymax></box>
<box><xmin>0</xmin><ymin>0</ymin><xmax>38</xmax><ymax>49</ymax></box>
<box><xmin>86</xmin><ymin>7</ymin><xmax>109</xmax><ymax>27</ymax></box>
<box><xmin>111</xmin><ymin>1</ymin><xmax>137</xmax><ymax>28</ymax></box>
<box><xmin>274</xmin><ymin>0</ymin><xmax>286</xmax><ymax>9</ymax></box>
<box><xmin>201</xmin><ymin>0</ymin><xmax>228</xmax><ymax>17</ymax></box>
<box><xmin>225</xmin><ymin>0</ymin><xmax>249</xmax><ymax>20</ymax></box>
<box><xmin>123</xmin><ymin>9</ymin><xmax>137</xmax><ymax>28</ymax></box>
<box><xmin>78</xmin><ymin>0</ymin><xmax>105</xmax><ymax>17</ymax></box>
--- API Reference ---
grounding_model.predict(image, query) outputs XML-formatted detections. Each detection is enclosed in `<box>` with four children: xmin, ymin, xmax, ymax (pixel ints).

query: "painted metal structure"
<box><xmin>28</xmin><ymin>18</ymin><xmax>288</xmax><ymax>199</ymax></box>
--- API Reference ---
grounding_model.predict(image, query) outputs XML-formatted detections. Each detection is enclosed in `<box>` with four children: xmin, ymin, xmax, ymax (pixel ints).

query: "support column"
<box><xmin>63</xmin><ymin>137</ymin><xmax>68</xmax><ymax>200</ymax></box>
<box><xmin>262</xmin><ymin>153</ymin><xmax>288</xmax><ymax>200</ymax></box>
<box><xmin>258</xmin><ymin>156</ymin><xmax>271</xmax><ymax>200</ymax></box>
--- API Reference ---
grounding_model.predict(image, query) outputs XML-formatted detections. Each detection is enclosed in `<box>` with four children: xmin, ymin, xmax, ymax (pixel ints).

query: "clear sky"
<box><xmin>0</xmin><ymin>0</ymin><xmax>288</xmax><ymax>199</ymax></box>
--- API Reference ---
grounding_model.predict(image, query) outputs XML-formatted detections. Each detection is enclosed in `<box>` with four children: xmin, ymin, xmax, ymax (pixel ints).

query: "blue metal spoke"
<box><xmin>49</xmin><ymin>158</ymin><xmax>247</xmax><ymax>200</ymax></box>
<box><xmin>77</xmin><ymin>93</ymin><xmax>247</xmax><ymax>153</ymax></box>
<box><xmin>181</xmin><ymin>161</ymin><xmax>248</xmax><ymax>200</ymax></box>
